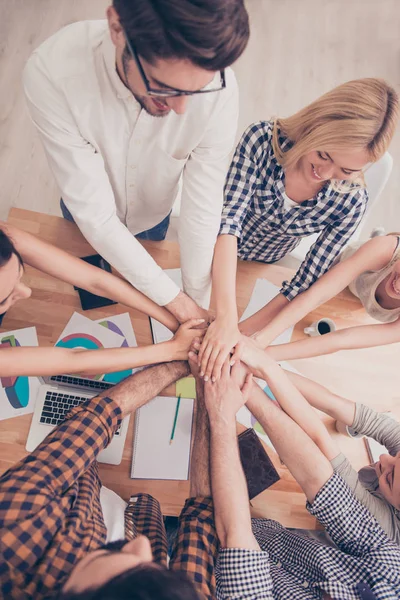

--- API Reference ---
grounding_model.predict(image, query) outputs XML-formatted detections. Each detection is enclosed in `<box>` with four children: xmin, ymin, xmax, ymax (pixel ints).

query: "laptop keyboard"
<box><xmin>40</xmin><ymin>390</ymin><xmax>121</xmax><ymax>436</ymax></box>
<box><xmin>49</xmin><ymin>375</ymin><xmax>113</xmax><ymax>390</ymax></box>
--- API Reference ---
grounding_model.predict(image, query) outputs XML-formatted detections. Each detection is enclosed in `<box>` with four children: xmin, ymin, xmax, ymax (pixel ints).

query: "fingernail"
<box><xmin>200</xmin><ymin>371</ymin><xmax>204</xmax><ymax>377</ymax></box>
<box><xmin>212</xmin><ymin>377</ymin><xmax>216</xmax><ymax>383</ymax></box>
<box><xmin>204</xmin><ymin>375</ymin><xmax>209</xmax><ymax>382</ymax></box>
<box><xmin>230</xmin><ymin>360</ymin><xmax>235</xmax><ymax>366</ymax></box>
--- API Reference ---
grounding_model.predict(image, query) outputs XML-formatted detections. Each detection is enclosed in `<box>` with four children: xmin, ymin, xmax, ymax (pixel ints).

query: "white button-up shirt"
<box><xmin>23</xmin><ymin>20</ymin><xmax>239</xmax><ymax>306</ymax></box>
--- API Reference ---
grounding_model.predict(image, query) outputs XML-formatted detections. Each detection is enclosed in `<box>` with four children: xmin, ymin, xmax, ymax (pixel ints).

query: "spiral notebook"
<box><xmin>131</xmin><ymin>395</ymin><xmax>194</xmax><ymax>480</ymax></box>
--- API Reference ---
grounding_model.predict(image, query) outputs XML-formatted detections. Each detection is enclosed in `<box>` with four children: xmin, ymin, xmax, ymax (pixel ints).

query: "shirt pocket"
<box><xmin>138</xmin><ymin>145</ymin><xmax>187</xmax><ymax>211</ymax></box>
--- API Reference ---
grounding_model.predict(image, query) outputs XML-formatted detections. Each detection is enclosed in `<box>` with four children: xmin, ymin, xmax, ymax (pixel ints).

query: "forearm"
<box><xmin>190</xmin><ymin>380</ymin><xmax>211</xmax><ymax>497</ymax></box>
<box><xmin>0</xmin><ymin>342</ymin><xmax>184</xmax><ymax>378</ymax></box>
<box><xmin>210</xmin><ymin>417</ymin><xmax>259</xmax><ymax>549</ymax></box>
<box><xmin>2</xmin><ymin>222</ymin><xmax>179</xmax><ymax>331</ymax></box>
<box><xmin>91</xmin><ymin>275</ymin><xmax>179</xmax><ymax>331</ymax></box>
<box><xmin>266</xmin><ymin>330</ymin><xmax>345</xmax><ymax>361</ymax></box>
<box><xmin>255</xmin><ymin>365</ymin><xmax>339</xmax><ymax>461</ymax></box>
<box><xmin>100</xmin><ymin>360</ymin><xmax>190</xmax><ymax>418</ymax></box>
<box><xmin>246</xmin><ymin>381</ymin><xmax>333</xmax><ymax>502</ymax></box>
<box><xmin>285</xmin><ymin>371</ymin><xmax>356</xmax><ymax>426</ymax></box>
<box><xmin>240</xmin><ymin>293</ymin><xmax>289</xmax><ymax>337</ymax></box>
<box><xmin>212</xmin><ymin>235</ymin><xmax>239</xmax><ymax>320</ymax></box>
<box><xmin>267</xmin><ymin>321</ymin><xmax>400</xmax><ymax>361</ymax></box>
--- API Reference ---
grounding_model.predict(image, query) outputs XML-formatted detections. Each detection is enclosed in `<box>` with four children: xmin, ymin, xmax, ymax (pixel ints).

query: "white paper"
<box><xmin>0</xmin><ymin>327</ymin><xmax>41</xmax><ymax>421</ymax></box>
<box><xmin>96</xmin><ymin>313</ymin><xmax>137</xmax><ymax>349</ymax></box>
<box><xmin>240</xmin><ymin>278</ymin><xmax>294</xmax><ymax>346</ymax></box>
<box><xmin>131</xmin><ymin>395</ymin><xmax>194</xmax><ymax>480</ymax></box>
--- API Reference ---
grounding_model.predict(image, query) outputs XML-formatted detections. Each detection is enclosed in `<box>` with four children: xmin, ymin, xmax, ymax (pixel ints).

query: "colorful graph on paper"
<box><xmin>0</xmin><ymin>327</ymin><xmax>41</xmax><ymax>421</ymax></box>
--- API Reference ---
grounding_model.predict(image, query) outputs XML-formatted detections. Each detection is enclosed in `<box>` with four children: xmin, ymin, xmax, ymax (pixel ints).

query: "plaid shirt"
<box><xmin>216</xmin><ymin>473</ymin><xmax>400</xmax><ymax>599</ymax></box>
<box><xmin>0</xmin><ymin>396</ymin><xmax>218</xmax><ymax>600</ymax></box>
<box><xmin>220</xmin><ymin>121</ymin><xmax>368</xmax><ymax>300</ymax></box>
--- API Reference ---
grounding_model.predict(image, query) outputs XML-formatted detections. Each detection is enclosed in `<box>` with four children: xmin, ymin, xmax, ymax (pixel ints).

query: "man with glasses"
<box><xmin>23</xmin><ymin>1</ymin><xmax>250</xmax><ymax>323</ymax></box>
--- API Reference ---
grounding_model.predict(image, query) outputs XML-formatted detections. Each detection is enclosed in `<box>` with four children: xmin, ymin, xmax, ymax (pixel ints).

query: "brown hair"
<box><xmin>272</xmin><ymin>78</ymin><xmax>399</xmax><ymax>186</ymax></box>
<box><xmin>113</xmin><ymin>0</ymin><xmax>250</xmax><ymax>70</ymax></box>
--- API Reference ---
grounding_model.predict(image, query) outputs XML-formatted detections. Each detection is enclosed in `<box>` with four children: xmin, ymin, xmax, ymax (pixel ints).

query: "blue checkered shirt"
<box><xmin>220</xmin><ymin>121</ymin><xmax>368</xmax><ymax>300</ymax></box>
<box><xmin>216</xmin><ymin>473</ymin><xmax>400</xmax><ymax>599</ymax></box>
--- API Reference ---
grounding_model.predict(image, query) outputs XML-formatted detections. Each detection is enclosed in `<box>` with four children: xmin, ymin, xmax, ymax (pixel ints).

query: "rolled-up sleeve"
<box><xmin>281</xmin><ymin>189</ymin><xmax>367</xmax><ymax>301</ymax></box>
<box><xmin>307</xmin><ymin>472</ymin><xmax>400</xmax><ymax>563</ymax></box>
<box><xmin>216</xmin><ymin>547</ymin><xmax>273</xmax><ymax>599</ymax></box>
<box><xmin>219</xmin><ymin>123</ymin><xmax>266</xmax><ymax>239</ymax></box>
<box><xmin>23</xmin><ymin>52</ymin><xmax>180</xmax><ymax>306</ymax></box>
<box><xmin>170</xmin><ymin>497</ymin><xmax>218</xmax><ymax>600</ymax></box>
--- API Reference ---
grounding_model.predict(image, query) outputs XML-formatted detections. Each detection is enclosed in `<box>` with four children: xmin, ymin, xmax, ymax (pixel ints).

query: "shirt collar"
<box><xmin>101</xmin><ymin>32</ymin><xmax>137</xmax><ymax>102</ymax></box>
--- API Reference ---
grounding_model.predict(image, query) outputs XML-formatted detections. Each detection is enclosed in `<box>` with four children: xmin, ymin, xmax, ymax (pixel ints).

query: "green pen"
<box><xmin>169</xmin><ymin>395</ymin><xmax>181</xmax><ymax>445</ymax></box>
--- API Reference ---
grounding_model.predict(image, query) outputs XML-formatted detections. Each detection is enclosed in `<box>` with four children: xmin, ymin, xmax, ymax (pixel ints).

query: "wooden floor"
<box><xmin>0</xmin><ymin>0</ymin><xmax>399</xmax><ymax>233</ymax></box>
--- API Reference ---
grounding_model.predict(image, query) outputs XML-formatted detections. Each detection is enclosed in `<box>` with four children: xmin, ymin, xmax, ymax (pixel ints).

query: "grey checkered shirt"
<box><xmin>220</xmin><ymin>121</ymin><xmax>368</xmax><ymax>300</ymax></box>
<box><xmin>215</xmin><ymin>473</ymin><xmax>400</xmax><ymax>599</ymax></box>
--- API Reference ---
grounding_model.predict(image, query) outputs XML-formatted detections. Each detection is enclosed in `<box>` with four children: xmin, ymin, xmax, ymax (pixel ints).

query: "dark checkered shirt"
<box><xmin>220</xmin><ymin>121</ymin><xmax>368</xmax><ymax>300</ymax></box>
<box><xmin>0</xmin><ymin>396</ymin><xmax>218</xmax><ymax>600</ymax></box>
<box><xmin>216</xmin><ymin>473</ymin><xmax>400</xmax><ymax>599</ymax></box>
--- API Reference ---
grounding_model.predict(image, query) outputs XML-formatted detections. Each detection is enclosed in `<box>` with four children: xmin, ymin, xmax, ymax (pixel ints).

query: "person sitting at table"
<box><xmin>277</xmin><ymin>369</ymin><xmax>400</xmax><ymax>545</ymax></box>
<box><xmin>0</xmin><ymin>360</ymin><xmax>218</xmax><ymax>600</ymax></box>
<box><xmin>195</xmin><ymin>347</ymin><xmax>400</xmax><ymax>598</ymax></box>
<box><xmin>198</xmin><ymin>78</ymin><xmax>399</xmax><ymax>382</ymax></box>
<box><xmin>233</xmin><ymin>231</ymin><xmax>400</xmax><ymax>359</ymax></box>
<box><xmin>23</xmin><ymin>0</ymin><xmax>250</xmax><ymax>324</ymax></box>
<box><xmin>0</xmin><ymin>223</ymin><xmax>203</xmax><ymax>379</ymax></box>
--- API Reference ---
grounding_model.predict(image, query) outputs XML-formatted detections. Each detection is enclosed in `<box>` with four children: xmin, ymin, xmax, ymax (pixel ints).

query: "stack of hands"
<box><xmin>171</xmin><ymin>314</ymin><xmax>265</xmax><ymax>383</ymax></box>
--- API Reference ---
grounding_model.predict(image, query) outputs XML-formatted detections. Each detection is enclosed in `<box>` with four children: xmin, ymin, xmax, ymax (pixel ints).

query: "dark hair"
<box><xmin>0</xmin><ymin>230</ymin><xmax>23</xmax><ymax>269</ymax></box>
<box><xmin>113</xmin><ymin>0</ymin><xmax>250</xmax><ymax>70</ymax></box>
<box><xmin>59</xmin><ymin>563</ymin><xmax>202</xmax><ymax>600</ymax></box>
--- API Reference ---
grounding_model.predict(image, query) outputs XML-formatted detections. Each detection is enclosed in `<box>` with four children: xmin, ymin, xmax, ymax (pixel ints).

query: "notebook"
<box><xmin>131</xmin><ymin>395</ymin><xmax>194</xmax><ymax>480</ymax></box>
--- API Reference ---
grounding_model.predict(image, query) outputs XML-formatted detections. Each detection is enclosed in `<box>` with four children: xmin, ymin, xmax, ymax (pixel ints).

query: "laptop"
<box><xmin>26</xmin><ymin>373</ymin><xmax>130</xmax><ymax>465</ymax></box>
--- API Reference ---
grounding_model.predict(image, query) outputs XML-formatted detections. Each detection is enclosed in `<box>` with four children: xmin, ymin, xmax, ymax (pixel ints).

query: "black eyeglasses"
<box><xmin>123</xmin><ymin>31</ymin><xmax>226</xmax><ymax>98</ymax></box>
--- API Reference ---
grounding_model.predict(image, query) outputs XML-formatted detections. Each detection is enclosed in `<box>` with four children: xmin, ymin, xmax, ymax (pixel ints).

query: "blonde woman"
<box><xmin>199</xmin><ymin>78</ymin><xmax>399</xmax><ymax>380</ymax></box>
<box><xmin>0</xmin><ymin>223</ymin><xmax>203</xmax><ymax>378</ymax></box>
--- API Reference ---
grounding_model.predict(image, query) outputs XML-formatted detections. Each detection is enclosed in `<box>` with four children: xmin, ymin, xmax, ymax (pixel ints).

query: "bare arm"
<box><xmin>2</xmin><ymin>222</ymin><xmax>179</xmax><ymax>331</ymax></box>
<box><xmin>247</xmin><ymin>380</ymin><xmax>334</xmax><ymax>502</ymax></box>
<box><xmin>285</xmin><ymin>370</ymin><xmax>356</xmax><ymax>425</ymax></box>
<box><xmin>204</xmin><ymin>361</ymin><xmax>259</xmax><ymax>549</ymax></box>
<box><xmin>0</xmin><ymin>319</ymin><xmax>203</xmax><ymax>378</ymax></box>
<box><xmin>266</xmin><ymin>319</ymin><xmax>400</xmax><ymax>361</ymax></box>
<box><xmin>188</xmin><ymin>355</ymin><xmax>211</xmax><ymax>497</ymax></box>
<box><xmin>198</xmin><ymin>234</ymin><xmax>241</xmax><ymax>381</ymax></box>
<box><xmin>253</xmin><ymin>236</ymin><xmax>395</xmax><ymax>348</ymax></box>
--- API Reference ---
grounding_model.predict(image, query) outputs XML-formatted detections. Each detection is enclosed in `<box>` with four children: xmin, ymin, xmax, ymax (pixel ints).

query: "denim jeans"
<box><xmin>60</xmin><ymin>199</ymin><xmax>171</xmax><ymax>242</ymax></box>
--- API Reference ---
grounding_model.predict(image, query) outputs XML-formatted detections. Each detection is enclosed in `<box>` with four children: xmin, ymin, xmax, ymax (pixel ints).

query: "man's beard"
<box><xmin>122</xmin><ymin>48</ymin><xmax>171</xmax><ymax>118</ymax></box>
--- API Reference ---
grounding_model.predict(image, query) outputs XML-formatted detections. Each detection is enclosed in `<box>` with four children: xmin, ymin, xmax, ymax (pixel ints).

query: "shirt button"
<box><xmin>302</xmin><ymin>581</ymin><xmax>309</xmax><ymax>588</ymax></box>
<box><xmin>276</xmin><ymin>561</ymin><xmax>282</xmax><ymax>568</ymax></box>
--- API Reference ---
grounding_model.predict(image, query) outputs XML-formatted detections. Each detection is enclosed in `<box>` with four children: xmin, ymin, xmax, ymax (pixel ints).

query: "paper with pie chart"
<box><xmin>55</xmin><ymin>312</ymin><xmax>137</xmax><ymax>383</ymax></box>
<box><xmin>0</xmin><ymin>326</ymin><xmax>41</xmax><ymax>421</ymax></box>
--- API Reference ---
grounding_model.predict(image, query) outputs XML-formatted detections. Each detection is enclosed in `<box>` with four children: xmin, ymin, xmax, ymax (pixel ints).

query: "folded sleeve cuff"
<box><xmin>280</xmin><ymin>280</ymin><xmax>301</xmax><ymax>301</ymax></box>
<box><xmin>217</xmin><ymin>548</ymin><xmax>272</xmax><ymax>598</ymax></box>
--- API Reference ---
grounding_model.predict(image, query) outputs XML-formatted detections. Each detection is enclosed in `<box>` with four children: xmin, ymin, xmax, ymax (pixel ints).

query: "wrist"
<box><xmin>209</xmin><ymin>412</ymin><xmax>237</xmax><ymax>432</ymax></box>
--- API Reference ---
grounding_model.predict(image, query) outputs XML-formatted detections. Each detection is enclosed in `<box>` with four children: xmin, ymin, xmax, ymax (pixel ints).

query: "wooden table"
<box><xmin>1</xmin><ymin>208</ymin><xmax>399</xmax><ymax>527</ymax></box>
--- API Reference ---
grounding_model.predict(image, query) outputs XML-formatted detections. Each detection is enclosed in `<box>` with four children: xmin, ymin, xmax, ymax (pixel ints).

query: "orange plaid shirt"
<box><xmin>0</xmin><ymin>396</ymin><xmax>218</xmax><ymax>600</ymax></box>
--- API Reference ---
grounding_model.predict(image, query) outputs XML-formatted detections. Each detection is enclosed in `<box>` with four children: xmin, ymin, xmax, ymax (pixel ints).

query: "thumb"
<box><xmin>230</xmin><ymin>341</ymin><xmax>243</xmax><ymax>366</ymax></box>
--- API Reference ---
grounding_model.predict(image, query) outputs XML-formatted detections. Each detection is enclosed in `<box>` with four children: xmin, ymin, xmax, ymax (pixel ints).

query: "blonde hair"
<box><xmin>272</xmin><ymin>78</ymin><xmax>399</xmax><ymax>187</ymax></box>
